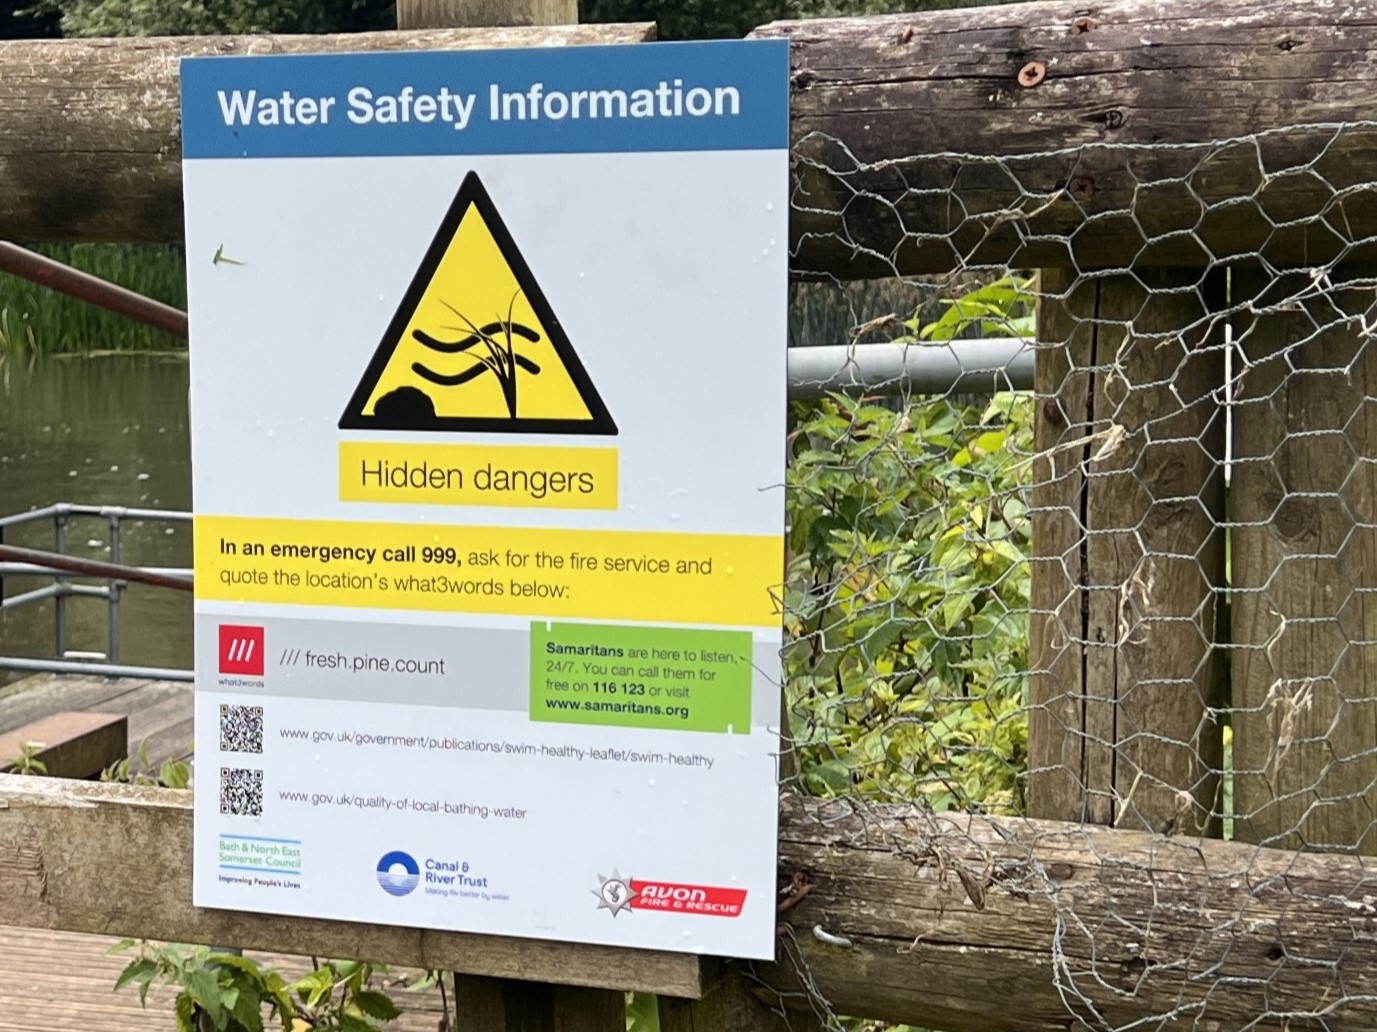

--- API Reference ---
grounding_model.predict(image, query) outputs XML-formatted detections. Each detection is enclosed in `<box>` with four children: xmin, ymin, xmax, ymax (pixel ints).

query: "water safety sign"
<box><xmin>181</xmin><ymin>40</ymin><xmax>789</xmax><ymax>959</ymax></box>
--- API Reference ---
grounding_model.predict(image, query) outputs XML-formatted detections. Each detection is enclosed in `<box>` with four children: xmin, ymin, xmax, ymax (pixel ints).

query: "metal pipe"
<box><xmin>0</xmin><ymin>242</ymin><xmax>188</xmax><ymax>338</ymax></box>
<box><xmin>0</xmin><ymin>655</ymin><xmax>193</xmax><ymax>681</ymax></box>
<box><xmin>0</xmin><ymin>503</ymin><xmax>192</xmax><ymax>529</ymax></box>
<box><xmin>2</xmin><ymin>583</ymin><xmax>114</xmax><ymax>611</ymax></box>
<box><xmin>0</xmin><ymin>583</ymin><xmax>65</xmax><ymax>611</ymax></box>
<box><xmin>53</xmin><ymin>515</ymin><xmax>68</xmax><ymax>659</ymax></box>
<box><xmin>0</xmin><ymin>563</ymin><xmax>191</xmax><ymax>578</ymax></box>
<box><xmin>0</xmin><ymin>544</ymin><xmax>192</xmax><ymax>592</ymax></box>
<box><xmin>108</xmin><ymin>514</ymin><xmax>123</xmax><ymax>663</ymax></box>
<box><xmin>786</xmin><ymin>338</ymin><xmax>1034</xmax><ymax>399</ymax></box>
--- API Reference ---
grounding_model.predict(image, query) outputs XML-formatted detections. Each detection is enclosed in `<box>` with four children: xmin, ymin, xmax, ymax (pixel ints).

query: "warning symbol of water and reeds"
<box><xmin>339</xmin><ymin>170</ymin><xmax>616</xmax><ymax>435</ymax></box>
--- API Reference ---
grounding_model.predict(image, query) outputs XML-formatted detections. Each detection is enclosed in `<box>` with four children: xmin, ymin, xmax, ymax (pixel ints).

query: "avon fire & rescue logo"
<box><xmin>593</xmin><ymin>872</ymin><xmax>745</xmax><ymax>918</ymax></box>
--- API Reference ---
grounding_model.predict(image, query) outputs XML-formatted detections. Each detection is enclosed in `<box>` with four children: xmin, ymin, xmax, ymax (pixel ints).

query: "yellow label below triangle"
<box><xmin>340</xmin><ymin>171</ymin><xmax>616</xmax><ymax>435</ymax></box>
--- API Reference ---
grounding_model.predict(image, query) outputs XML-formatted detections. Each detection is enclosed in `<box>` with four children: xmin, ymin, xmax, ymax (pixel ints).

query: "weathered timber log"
<box><xmin>0</xmin><ymin>776</ymin><xmax>702</xmax><ymax>999</ymax></box>
<box><xmin>753</xmin><ymin>0</ymin><xmax>1377</xmax><ymax>276</ymax></box>
<box><xmin>0</xmin><ymin>24</ymin><xmax>653</xmax><ymax>244</ymax></box>
<box><xmin>9</xmin><ymin>0</ymin><xmax>1377</xmax><ymax>274</ymax></box>
<box><xmin>1027</xmin><ymin>268</ymin><xmax>1226</xmax><ymax>832</ymax></box>
<box><xmin>764</xmin><ymin>794</ymin><xmax>1377</xmax><ymax>1032</ymax></box>
<box><xmin>397</xmin><ymin>0</ymin><xmax>577</xmax><ymax>28</ymax></box>
<box><xmin>9</xmin><ymin>777</ymin><xmax>1377</xmax><ymax>1029</ymax></box>
<box><xmin>1230</xmin><ymin>266</ymin><xmax>1377</xmax><ymax>854</ymax></box>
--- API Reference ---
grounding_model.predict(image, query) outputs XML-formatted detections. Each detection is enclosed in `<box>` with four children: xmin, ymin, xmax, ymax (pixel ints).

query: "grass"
<box><xmin>0</xmin><ymin>244</ymin><xmax>188</xmax><ymax>355</ymax></box>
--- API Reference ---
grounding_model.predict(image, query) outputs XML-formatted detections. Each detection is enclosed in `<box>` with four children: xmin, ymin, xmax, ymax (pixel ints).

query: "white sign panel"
<box><xmin>181</xmin><ymin>39</ymin><xmax>788</xmax><ymax>959</ymax></box>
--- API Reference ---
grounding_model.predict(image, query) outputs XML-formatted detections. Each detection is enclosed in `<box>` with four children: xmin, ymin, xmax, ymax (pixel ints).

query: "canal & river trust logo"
<box><xmin>376</xmin><ymin>850</ymin><xmax>421</xmax><ymax>897</ymax></box>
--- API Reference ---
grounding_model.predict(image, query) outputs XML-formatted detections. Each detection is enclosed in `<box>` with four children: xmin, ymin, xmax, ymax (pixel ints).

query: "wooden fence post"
<box><xmin>455</xmin><ymin>976</ymin><xmax>626</xmax><ymax>1032</ymax></box>
<box><xmin>393</xmin><ymin>0</ymin><xmax>630</xmax><ymax>1026</ymax></box>
<box><xmin>397</xmin><ymin>0</ymin><xmax>576</xmax><ymax>28</ymax></box>
<box><xmin>1230</xmin><ymin>266</ymin><xmax>1377</xmax><ymax>851</ymax></box>
<box><xmin>1028</xmin><ymin>267</ymin><xmax>1228</xmax><ymax>833</ymax></box>
<box><xmin>658</xmin><ymin>964</ymin><xmax>792</xmax><ymax>1032</ymax></box>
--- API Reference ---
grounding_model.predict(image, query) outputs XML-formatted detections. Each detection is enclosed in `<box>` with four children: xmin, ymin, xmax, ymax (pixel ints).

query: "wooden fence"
<box><xmin>7</xmin><ymin>0</ymin><xmax>1377</xmax><ymax>1028</ymax></box>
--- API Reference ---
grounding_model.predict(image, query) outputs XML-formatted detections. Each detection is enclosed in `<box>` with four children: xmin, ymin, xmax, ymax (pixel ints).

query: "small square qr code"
<box><xmin>220</xmin><ymin>767</ymin><xmax>264</xmax><ymax>816</ymax></box>
<box><xmin>219</xmin><ymin>704</ymin><xmax>264</xmax><ymax>753</ymax></box>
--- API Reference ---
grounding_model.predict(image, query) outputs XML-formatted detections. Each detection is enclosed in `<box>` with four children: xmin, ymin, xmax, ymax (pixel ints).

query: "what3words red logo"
<box><xmin>219</xmin><ymin>625</ymin><xmax>265</xmax><ymax>676</ymax></box>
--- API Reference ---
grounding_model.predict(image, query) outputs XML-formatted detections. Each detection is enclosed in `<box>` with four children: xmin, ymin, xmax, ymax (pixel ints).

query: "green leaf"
<box><xmin>352</xmin><ymin>990</ymin><xmax>401</xmax><ymax>1021</ymax></box>
<box><xmin>161</xmin><ymin>758</ymin><xmax>191</xmax><ymax>789</ymax></box>
<box><xmin>293</xmin><ymin>967</ymin><xmax>334</xmax><ymax>1008</ymax></box>
<box><xmin>230</xmin><ymin>984</ymin><xmax>266</xmax><ymax>1032</ymax></box>
<box><xmin>174</xmin><ymin>993</ymin><xmax>198</xmax><ymax>1032</ymax></box>
<box><xmin>337</xmin><ymin>1014</ymin><xmax>380</xmax><ymax>1032</ymax></box>
<box><xmin>626</xmin><ymin>991</ymin><xmax>660</xmax><ymax>1032</ymax></box>
<box><xmin>114</xmin><ymin>958</ymin><xmax>157</xmax><ymax>993</ymax></box>
<box><xmin>206</xmin><ymin>953</ymin><xmax>268</xmax><ymax>977</ymax></box>
<box><xmin>404</xmin><ymin>972</ymin><xmax>439</xmax><ymax>993</ymax></box>
<box><xmin>182</xmin><ymin>967</ymin><xmax>226</xmax><ymax>1029</ymax></box>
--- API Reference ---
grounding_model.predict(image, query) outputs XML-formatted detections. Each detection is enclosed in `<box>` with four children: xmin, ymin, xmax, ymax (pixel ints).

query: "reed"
<box><xmin>0</xmin><ymin>244</ymin><xmax>187</xmax><ymax>354</ymax></box>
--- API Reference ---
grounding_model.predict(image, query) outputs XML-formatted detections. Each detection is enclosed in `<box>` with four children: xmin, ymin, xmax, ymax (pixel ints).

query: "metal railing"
<box><xmin>0</xmin><ymin>503</ymin><xmax>193</xmax><ymax>681</ymax></box>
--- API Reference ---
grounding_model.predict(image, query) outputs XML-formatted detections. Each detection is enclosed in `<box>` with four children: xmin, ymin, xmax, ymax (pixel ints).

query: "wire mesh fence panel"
<box><xmin>768</xmin><ymin>121</ymin><xmax>1377</xmax><ymax>1032</ymax></box>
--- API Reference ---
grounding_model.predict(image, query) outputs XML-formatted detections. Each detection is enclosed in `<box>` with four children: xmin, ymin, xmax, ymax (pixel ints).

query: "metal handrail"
<box><xmin>0</xmin><ymin>502</ymin><xmax>192</xmax><ymax>529</ymax></box>
<box><xmin>0</xmin><ymin>503</ymin><xmax>194</xmax><ymax>680</ymax></box>
<box><xmin>0</xmin><ymin>242</ymin><xmax>188</xmax><ymax>338</ymax></box>
<box><xmin>0</xmin><ymin>545</ymin><xmax>192</xmax><ymax>592</ymax></box>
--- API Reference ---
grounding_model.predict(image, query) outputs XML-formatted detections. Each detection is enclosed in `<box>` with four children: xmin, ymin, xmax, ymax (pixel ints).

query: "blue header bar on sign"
<box><xmin>180</xmin><ymin>40</ymin><xmax>789</xmax><ymax>159</ymax></box>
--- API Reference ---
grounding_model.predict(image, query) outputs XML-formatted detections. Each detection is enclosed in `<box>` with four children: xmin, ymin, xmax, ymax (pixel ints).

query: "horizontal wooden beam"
<box><xmin>768</xmin><ymin>795</ymin><xmax>1377</xmax><ymax>1031</ymax></box>
<box><xmin>10</xmin><ymin>0</ymin><xmax>1377</xmax><ymax>274</ymax></box>
<box><xmin>9</xmin><ymin>776</ymin><xmax>1377</xmax><ymax>1028</ymax></box>
<box><xmin>755</xmin><ymin>0</ymin><xmax>1377</xmax><ymax>275</ymax></box>
<box><xmin>0</xmin><ymin>23</ymin><xmax>654</xmax><ymax>245</ymax></box>
<box><xmin>0</xmin><ymin>775</ymin><xmax>704</xmax><ymax>999</ymax></box>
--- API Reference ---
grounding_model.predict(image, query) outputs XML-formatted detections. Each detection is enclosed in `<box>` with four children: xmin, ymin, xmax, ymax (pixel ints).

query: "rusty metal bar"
<box><xmin>0</xmin><ymin>544</ymin><xmax>192</xmax><ymax>592</ymax></box>
<box><xmin>0</xmin><ymin>242</ymin><xmax>188</xmax><ymax>338</ymax></box>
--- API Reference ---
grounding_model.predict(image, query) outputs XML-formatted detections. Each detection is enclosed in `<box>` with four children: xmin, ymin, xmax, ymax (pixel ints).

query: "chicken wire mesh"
<box><xmin>767</xmin><ymin>121</ymin><xmax>1377</xmax><ymax>1031</ymax></box>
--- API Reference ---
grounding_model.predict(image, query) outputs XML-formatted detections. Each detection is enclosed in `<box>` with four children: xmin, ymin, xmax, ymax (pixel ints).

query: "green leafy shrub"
<box><xmin>112</xmin><ymin>941</ymin><xmax>406</xmax><ymax>1032</ymax></box>
<box><xmin>783</xmin><ymin>271</ymin><xmax>1035</xmax><ymax>815</ymax></box>
<box><xmin>783</xmin><ymin>389</ymin><xmax>1032</xmax><ymax>813</ymax></box>
<box><xmin>5</xmin><ymin>740</ymin><xmax>48</xmax><ymax>775</ymax></box>
<box><xmin>101</xmin><ymin>738</ymin><xmax>192</xmax><ymax>788</ymax></box>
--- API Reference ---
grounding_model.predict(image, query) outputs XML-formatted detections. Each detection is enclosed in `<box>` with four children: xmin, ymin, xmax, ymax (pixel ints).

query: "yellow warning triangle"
<box><xmin>339</xmin><ymin>171</ymin><xmax>616</xmax><ymax>435</ymax></box>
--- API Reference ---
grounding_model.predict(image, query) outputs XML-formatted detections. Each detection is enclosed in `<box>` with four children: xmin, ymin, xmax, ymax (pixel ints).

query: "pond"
<box><xmin>0</xmin><ymin>355</ymin><xmax>193</xmax><ymax>686</ymax></box>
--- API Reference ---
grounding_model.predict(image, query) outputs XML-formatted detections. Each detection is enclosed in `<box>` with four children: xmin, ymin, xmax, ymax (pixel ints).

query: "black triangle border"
<box><xmin>338</xmin><ymin>170</ymin><xmax>617</xmax><ymax>436</ymax></box>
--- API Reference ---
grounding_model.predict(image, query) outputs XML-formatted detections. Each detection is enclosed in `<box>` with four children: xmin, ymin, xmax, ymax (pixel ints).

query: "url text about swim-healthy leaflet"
<box><xmin>275</xmin><ymin>726</ymin><xmax>717</xmax><ymax>770</ymax></box>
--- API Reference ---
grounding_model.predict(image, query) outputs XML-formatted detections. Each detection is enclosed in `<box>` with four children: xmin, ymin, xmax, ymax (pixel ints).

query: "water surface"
<box><xmin>0</xmin><ymin>355</ymin><xmax>193</xmax><ymax>686</ymax></box>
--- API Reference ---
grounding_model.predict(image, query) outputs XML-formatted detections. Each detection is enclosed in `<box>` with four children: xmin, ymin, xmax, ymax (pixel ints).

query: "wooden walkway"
<box><xmin>0</xmin><ymin>673</ymin><xmax>452</xmax><ymax>1032</ymax></box>
<box><xmin>0</xmin><ymin>672</ymin><xmax>195</xmax><ymax>772</ymax></box>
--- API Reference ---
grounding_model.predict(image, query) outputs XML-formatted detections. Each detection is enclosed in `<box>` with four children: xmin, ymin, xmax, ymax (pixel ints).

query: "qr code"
<box><xmin>219</xmin><ymin>704</ymin><xmax>264</xmax><ymax>754</ymax></box>
<box><xmin>219</xmin><ymin>767</ymin><xmax>264</xmax><ymax>816</ymax></box>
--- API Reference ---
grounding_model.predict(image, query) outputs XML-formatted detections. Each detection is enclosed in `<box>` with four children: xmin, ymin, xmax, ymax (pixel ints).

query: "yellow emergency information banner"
<box><xmin>195</xmin><ymin>515</ymin><xmax>781</xmax><ymax>627</ymax></box>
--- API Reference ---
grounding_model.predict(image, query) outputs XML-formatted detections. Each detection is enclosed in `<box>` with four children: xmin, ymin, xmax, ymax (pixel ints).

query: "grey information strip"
<box><xmin>196</xmin><ymin>614</ymin><xmax>781</xmax><ymax>725</ymax></box>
